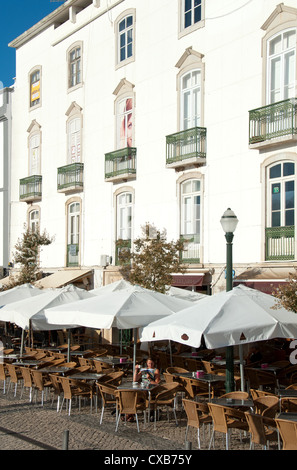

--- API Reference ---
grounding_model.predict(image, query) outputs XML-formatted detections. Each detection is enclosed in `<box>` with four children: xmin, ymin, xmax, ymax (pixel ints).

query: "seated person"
<box><xmin>134</xmin><ymin>357</ymin><xmax>161</xmax><ymax>385</ymax></box>
<box><xmin>246</xmin><ymin>345</ymin><xmax>262</xmax><ymax>365</ymax></box>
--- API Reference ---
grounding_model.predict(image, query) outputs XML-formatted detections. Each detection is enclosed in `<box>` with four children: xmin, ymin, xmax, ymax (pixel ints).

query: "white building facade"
<box><xmin>6</xmin><ymin>0</ymin><xmax>297</xmax><ymax>293</ymax></box>
<box><xmin>0</xmin><ymin>87</ymin><xmax>13</xmax><ymax>278</ymax></box>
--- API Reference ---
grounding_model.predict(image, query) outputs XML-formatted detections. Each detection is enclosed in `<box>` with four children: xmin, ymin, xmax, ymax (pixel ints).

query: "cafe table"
<box><xmin>93</xmin><ymin>356</ymin><xmax>133</xmax><ymax>368</ymax></box>
<box><xmin>38</xmin><ymin>366</ymin><xmax>72</xmax><ymax>375</ymax></box>
<box><xmin>210</xmin><ymin>397</ymin><xmax>254</xmax><ymax>410</ymax></box>
<box><xmin>70</xmin><ymin>372</ymin><xmax>104</xmax><ymax>381</ymax></box>
<box><xmin>12</xmin><ymin>360</ymin><xmax>42</xmax><ymax>368</ymax></box>
<box><xmin>277</xmin><ymin>412</ymin><xmax>297</xmax><ymax>422</ymax></box>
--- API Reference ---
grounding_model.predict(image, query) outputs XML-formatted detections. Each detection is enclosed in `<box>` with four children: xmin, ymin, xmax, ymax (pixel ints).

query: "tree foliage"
<box><xmin>272</xmin><ymin>269</ymin><xmax>297</xmax><ymax>313</ymax></box>
<box><xmin>3</xmin><ymin>226</ymin><xmax>53</xmax><ymax>289</ymax></box>
<box><xmin>119</xmin><ymin>223</ymin><xmax>186</xmax><ymax>293</ymax></box>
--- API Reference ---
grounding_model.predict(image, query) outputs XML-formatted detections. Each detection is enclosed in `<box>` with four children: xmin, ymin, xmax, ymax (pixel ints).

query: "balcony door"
<box><xmin>67</xmin><ymin>202</ymin><xmax>80</xmax><ymax>266</ymax></box>
<box><xmin>267</xmin><ymin>29</ymin><xmax>296</xmax><ymax>104</ymax></box>
<box><xmin>181</xmin><ymin>69</ymin><xmax>201</xmax><ymax>130</ymax></box>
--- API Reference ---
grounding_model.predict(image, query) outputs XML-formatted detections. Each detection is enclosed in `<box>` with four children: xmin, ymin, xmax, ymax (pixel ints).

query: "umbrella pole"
<box><xmin>20</xmin><ymin>329</ymin><xmax>25</xmax><ymax>356</ymax></box>
<box><xmin>133</xmin><ymin>328</ymin><xmax>137</xmax><ymax>377</ymax></box>
<box><xmin>239</xmin><ymin>344</ymin><xmax>245</xmax><ymax>391</ymax></box>
<box><xmin>67</xmin><ymin>330</ymin><xmax>71</xmax><ymax>363</ymax></box>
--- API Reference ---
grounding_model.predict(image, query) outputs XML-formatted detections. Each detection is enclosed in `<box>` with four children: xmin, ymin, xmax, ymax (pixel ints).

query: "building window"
<box><xmin>67</xmin><ymin>43</ymin><xmax>82</xmax><ymax>90</ymax></box>
<box><xmin>179</xmin><ymin>0</ymin><xmax>204</xmax><ymax>38</ymax></box>
<box><xmin>29</xmin><ymin>133</ymin><xmax>41</xmax><ymax>175</ymax></box>
<box><xmin>68</xmin><ymin>117</ymin><xmax>81</xmax><ymax>163</ymax></box>
<box><xmin>268</xmin><ymin>162</ymin><xmax>295</xmax><ymax>228</ymax></box>
<box><xmin>267</xmin><ymin>29</ymin><xmax>296</xmax><ymax>104</ymax></box>
<box><xmin>117</xmin><ymin>97</ymin><xmax>133</xmax><ymax>149</ymax></box>
<box><xmin>29</xmin><ymin>209</ymin><xmax>40</xmax><ymax>232</ymax></box>
<box><xmin>115</xmin><ymin>191</ymin><xmax>133</xmax><ymax>264</ymax></box>
<box><xmin>181</xmin><ymin>69</ymin><xmax>201</xmax><ymax>130</ymax></box>
<box><xmin>115</xmin><ymin>10</ymin><xmax>136</xmax><ymax>68</ymax></box>
<box><xmin>29</xmin><ymin>68</ymin><xmax>41</xmax><ymax>108</ymax></box>
<box><xmin>265</xmin><ymin>159</ymin><xmax>296</xmax><ymax>261</ymax></box>
<box><xmin>180</xmin><ymin>179</ymin><xmax>201</xmax><ymax>263</ymax></box>
<box><xmin>67</xmin><ymin>201</ymin><xmax>80</xmax><ymax>267</ymax></box>
<box><xmin>117</xmin><ymin>192</ymin><xmax>132</xmax><ymax>240</ymax></box>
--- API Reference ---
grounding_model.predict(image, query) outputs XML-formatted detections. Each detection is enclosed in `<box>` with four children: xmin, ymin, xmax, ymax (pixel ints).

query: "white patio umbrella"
<box><xmin>0</xmin><ymin>283</ymin><xmax>44</xmax><ymax>308</ymax></box>
<box><xmin>139</xmin><ymin>284</ymin><xmax>297</xmax><ymax>389</ymax></box>
<box><xmin>0</xmin><ymin>284</ymin><xmax>95</xmax><ymax>331</ymax></box>
<box><xmin>44</xmin><ymin>284</ymin><xmax>193</xmax><ymax>372</ymax></box>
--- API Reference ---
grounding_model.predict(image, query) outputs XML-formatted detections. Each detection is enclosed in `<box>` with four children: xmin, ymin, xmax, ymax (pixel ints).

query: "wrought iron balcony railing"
<box><xmin>166</xmin><ymin>127</ymin><xmax>206</xmax><ymax>167</ymax></box>
<box><xmin>249</xmin><ymin>98</ymin><xmax>297</xmax><ymax>147</ymax></box>
<box><xmin>57</xmin><ymin>163</ymin><xmax>84</xmax><ymax>192</ymax></box>
<box><xmin>265</xmin><ymin>226</ymin><xmax>295</xmax><ymax>261</ymax></box>
<box><xmin>180</xmin><ymin>234</ymin><xmax>200</xmax><ymax>264</ymax></box>
<box><xmin>19</xmin><ymin>175</ymin><xmax>42</xmax><ymax>202</ymax></box>
<box><xmin>105</xmin><ymin>148</ymin><xmax>136</xmax><ymax>181</ymax></box>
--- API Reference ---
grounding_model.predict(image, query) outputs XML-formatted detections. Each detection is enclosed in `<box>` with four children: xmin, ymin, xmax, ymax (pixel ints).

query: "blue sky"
<box><xmin>0</xmin><ymin>0</ymin><xmax>65</xmax><ymax>88</ymax></box>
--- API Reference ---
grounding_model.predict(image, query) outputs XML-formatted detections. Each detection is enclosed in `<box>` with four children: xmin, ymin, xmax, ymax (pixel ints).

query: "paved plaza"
<box><xmin>0</xmin><ymin>383</ymin><xmax>279</xmax><ymax>453</ymax></box>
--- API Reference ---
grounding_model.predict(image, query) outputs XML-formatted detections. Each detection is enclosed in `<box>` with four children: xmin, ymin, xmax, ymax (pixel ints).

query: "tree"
<box><xmin>119</xmin><ymin>223</ymin><xmax>186</xmax><ymax>293</ymax></box>
<box><xmin>4</xmin><ymin>226</ymin><xmax>53</xmax><ymax>289</ymax></box>
<box><xmin>272</xmin><ymin>269</ymin><xmax>297</xmax><ymax>313</ymax></box>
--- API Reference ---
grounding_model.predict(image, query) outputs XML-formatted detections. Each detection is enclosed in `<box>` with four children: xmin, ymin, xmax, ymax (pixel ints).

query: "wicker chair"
<box><xmin>208</xmin><ymin>403</ymin><xmax>249</xmax><ymax>450</ymax></box>
<box><xmin>182</xmin><ymin>398</ymin><xmax>212</xmax><ymax>449</ymax></box>
<box><xmin>59</xmin><ymin>377</ymin><xmax>94</xmax><ymax>415</ymax></box>
<box><xmin>6</xmin><ymin>364</ymin><xmax>23</xmax><ymax>397</ymax></box>
<box><xmin>245</xmin><ymin>411</ymin><xmax>279</xmax><ymax>450</ymax></box>
<box><xmin>275</xmin><ymin>417</ymin><xmax>297</xmax><ymax>450</ymax></box>
<box><xmin>253</xmin><ymin>396</ymin><xmax>279</xmax><ymax>418</ymax></box>
<box><xmin>115</xmin><ymin>389</ymin><xmax>147</xmax><ymax>432</ymax></box>
<box><xmin>0</xmin><ymin>363</ymin><xmax>9</xmax><ymax>394</ymax></box>
<box><xmin>96</xmin><ymin>382</ymin><xmax>118</xmax><ymax>425</ymax></box>
<box><xmin>30</xmin><ymin>369</ymin><xmax>52</xmax><ymax>406</ymax></box>
<box><xmin>149</xmin><ymin>382</ymin><xmax>181</xmax><ymax>429</ymax></box>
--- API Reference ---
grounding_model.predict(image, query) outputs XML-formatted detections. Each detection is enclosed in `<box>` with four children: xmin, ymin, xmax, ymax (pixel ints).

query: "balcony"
<box><xmin>166</xmin><ymin>127</ymin><xmax>206</xmax><ymax>170</ymax></box>
<box><xmin>105</xmin><ymin>147</ymin><xmax>137</xmax><ymax>183</ymax></box>
<box><xmin>249</xmin><ymin>98</ymin><xmax>297</xmax><ymax>149</ymax></box>
<box><xmin>57</xmin><ymin>163</ymin><xmax>84</xmax><ymax>193</ymax></box>
<box><xmin>180</xmin><ymin>234</ymin><xmax>200</xmax><ymax>264</ymax></box>
<box><xmin>19</xmin><ymin>175</ymin><xmax>42</xmax><ymax>202</ymax></box>
<box><xmin>265</xmin><ymin>226</ymin><xmax>295</xmax><ymax>261</ymax></box>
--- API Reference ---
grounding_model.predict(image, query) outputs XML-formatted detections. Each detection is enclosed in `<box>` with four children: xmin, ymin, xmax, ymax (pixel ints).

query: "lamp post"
<box><xmin>220</xmin><ymin>208</ymin><xmax>239</xmax><ymax>393</ymax></box>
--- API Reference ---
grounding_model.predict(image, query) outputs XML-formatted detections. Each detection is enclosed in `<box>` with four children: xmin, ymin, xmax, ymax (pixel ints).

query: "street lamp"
<box><xmin>220</xmin><ymin>208</ymin><xmax>239</xmax><ymax>392</ymax></box>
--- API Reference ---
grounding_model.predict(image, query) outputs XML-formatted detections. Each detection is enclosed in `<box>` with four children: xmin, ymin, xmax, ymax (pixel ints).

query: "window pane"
<box><xmin>272</xmin><ymin>183</ymin><xmax>281</xmax><ymax>210</ymax></box>
<box><xmin>126</xmin><ymin>15</ymin><xmax>133</xmax><ymax>27</ymax></box>
<box><xmin>285</xmin><ymin>209</ymin><xmax>295</xmax><ymax>226</ymax></box>
<box><xmin>119</xmin><ymin>19</ymin><xmax>125</xmax><ymax>32</ymax></box>
<box><xmin>185</xmin><ymin>11</ymin><xmax>191</xmax><ymax>28</ymax></box>
<box><xmin>269</xmin><ymin>35</ymin><xmax>282</xmax><ymax>55</ymax></box>
<box><xmin>284</xmin><ymin>30</ymin><xmax>296</xmax><ymax>49</ymax></box>
<box><xmin>272</xmin><ymin>211</ymin><xmax>281</xmax><ymax>227</ymax></box>
<box><xmin>284</xmin><ymin>162</ymin><xmax>295</xmax><ymax>176</ymax></box>
<box><xmin>285</xmin><ymin>180</ymin><xmax>294</xmax><ymax>209</ymax></box>
<box><xmin>270</xmin><ymin>164</ymin><xmax>281</xmax><ymax>179</ymax></box>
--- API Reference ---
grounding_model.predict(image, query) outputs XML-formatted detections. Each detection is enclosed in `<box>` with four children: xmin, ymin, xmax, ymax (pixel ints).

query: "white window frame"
<box><xmin>181</xmin><ymin>179</ymin><xmax>201</xmax><ymax>237</ymax></box>
<box><xmin>267</xmin><ymin>161</ymin><xmax>295</xmax><ymax>228</ymax></box>
<box><xmin>267</xmin><ymin>28</ymin><xmax>296</xmax><ymax>104</ymax></box>
<box><xmin>29</xmin><ymin>66</ymin><xmax>42</xmax><ymax>109</ymax></box>
<box><xmin>117</xmin><ymin>192</ymin><xmax>133</xmax><ymax>241</ymax></box>
<box><xmin>67</xmin><ymin>42</ymin><xmax>83</xmax><ymax>91</ymax></box>
<box><xmin>67</xmin><ymin>117</ymin><xmax>81</xmax><ymax>163</ymax></box>
<box><xmin>179</xmin><ymin>0</ymin><xmax>205</xmax><ymax>39</ymax></box>
<box><xmin>180</xmin><ymin>69</ymin><xmax>202</xmax><ymax>130</ymax></box>
<box><xmin>29</xmin><ymin>209</ymin><xmax>40</xmax><ymax>232</ymax></box>
<box><xmin>115</xmin><ymin>9</ymin><xmax>136</xmax><ymax>69</ymax></box>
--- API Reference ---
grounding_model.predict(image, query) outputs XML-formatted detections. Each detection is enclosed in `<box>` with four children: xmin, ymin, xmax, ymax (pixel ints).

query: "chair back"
<box><xmin>20</xmin><ymin>367</ymin><xmax>33</xmax><ymax>387</ymax></box>
<box><xmin>117</xmin><ymin>390</ymin><xmax>138</xmax><ymax>414</ymax></box>
<box><xmin>166</xmin><ymin>367</ymin><xmax>188</xmax><ymax>374</ymax></box>
<box><xmin>244</xmin><ymin>412</ymin><xmax>268</xmax><ymax>446</ymax></box>
<box><xmin>59</xmin><ymin>377</ymin><xmax>73</xmax><ymax>400</ymax></box>
<box><xmin>96</xmin><ymin>383</ymin><xmax>118</xmax><ymax>405</ymax></box>
<box><xmin>253</xmin><ymin>396</ymin><xmax>279</xmax><ymax>418</ymax></box>
<box><xmin>6</xmin><ymin>364</ymin><xmax>19</xmax><ymax>384</ymax></box>
<box><xmin>49</xmin><ymin>374</ymin><xmax>63</xmax><ymax>394</ymax></box>
<box><xmin>0</xmin><ymin>363</ymin><xmax>7</xmax><ymax>381</ymax></box>
<box><xmin>275</xmin><ymin>418</ymin><xmax>297</xmax><ymax>450</ymax></box>
<box><xmin>281</xmin><ymin>397</ymin><xmax>297</xmax><ymax>413</ymax></box>
<box><xmin>31</xmin><ymin>370</ymin><xmax>45</xmax><ymax>391</ymax></box>
<box><xmin>182</xmin><ymin>398</ymin><xmax>203</xmax><ymax>428</ymax></box>
<box><xmin>104</xmin><ymin>371</ymin><xmax>124</xmax><ymax>386</ymax></box>
<box><xmin>220</xmin><ymin>391</ymin><xmax>250</xmax><ymax>400</ymax></box>
<box><xmin>208</xmin><ymin>403</ymin><xmax>228</xmax><ymax>433</ymax></box>
<box><xmin>249</xmin><ymin>389</ymin><xmax>276</xmax><ymax>400</ymax></box>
